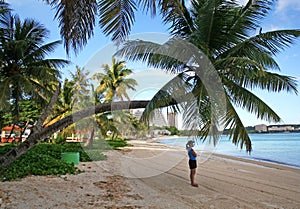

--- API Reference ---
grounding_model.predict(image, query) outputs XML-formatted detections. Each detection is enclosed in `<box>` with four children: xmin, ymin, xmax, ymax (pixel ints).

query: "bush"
<box><xmin>0</xmin><ymin>139</ymin><xmax>127</xmax><ymax>181</ymax></box>
<box><xmin>0</xmin><ymin>144</ymin><xmax>77</xmax><ymax>181</ymax></box>
<box><xmin>0</xmin><ymin>142</ymin><xmax>101</xmax><ymax>181</ymax></box>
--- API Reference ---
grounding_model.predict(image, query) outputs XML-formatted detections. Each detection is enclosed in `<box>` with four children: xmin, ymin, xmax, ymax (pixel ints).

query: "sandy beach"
<box><xmin>0</xmin><ymin>139</ymin><xmax>300</xmax><ymax>209</ymax></box>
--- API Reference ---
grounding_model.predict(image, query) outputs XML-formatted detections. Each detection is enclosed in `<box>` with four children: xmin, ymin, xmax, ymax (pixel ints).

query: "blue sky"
<box><xmin>7</xmin><ymin>0</ymin><xmax>300</xmax><ymax>127</ymax></box>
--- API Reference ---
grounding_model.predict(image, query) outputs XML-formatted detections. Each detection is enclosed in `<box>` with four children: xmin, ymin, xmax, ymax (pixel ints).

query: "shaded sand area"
<box><xmin>1</xmin><ymin>140</ymin><xmax>300</xmax><ymax>208</ymax></box>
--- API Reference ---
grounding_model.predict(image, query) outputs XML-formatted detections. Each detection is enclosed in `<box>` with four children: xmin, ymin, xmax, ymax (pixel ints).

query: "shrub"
<box><xmin>0</xmin><ymin>144</ymin><xmax>77</xmax><ymax>181</ymax></box>
<box><xmin>0</xmin><ymin>139</ymin><xmax>127</xmax><ymax>181</ymax></box>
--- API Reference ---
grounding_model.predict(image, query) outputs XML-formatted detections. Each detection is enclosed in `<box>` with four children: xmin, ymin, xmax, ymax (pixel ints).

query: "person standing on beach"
<box><xmin>186</xmin><ymin>140</ymin><xmax>198</xmax><ymax>187</ymax></box>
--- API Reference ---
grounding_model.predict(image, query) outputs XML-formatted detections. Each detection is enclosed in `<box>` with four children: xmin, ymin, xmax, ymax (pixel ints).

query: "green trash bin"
<box><xmin>61</xmin><ymin>152</ymin><xmax>80</xmax><ymax>164</ymax></box>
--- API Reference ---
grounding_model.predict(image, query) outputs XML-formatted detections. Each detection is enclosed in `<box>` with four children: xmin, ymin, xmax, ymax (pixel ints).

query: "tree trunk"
<box><xmin>20</xmin><ymin>120</ymin><xmax>30</xmax><ymax>141</ymax></box>
<box><xmin>7</xmin><ymin>123</ymin><xmax>15</xmax><ymax>142</ymax></box>
<box><xmin>0</xmin><ymin>100</ymin><xmax>150</xmax><ymax>167</ymax></box>
<box><xmin>87</xmin><ymin>128</ymin><xmax>94</xmax><ymax>150</ymax></box>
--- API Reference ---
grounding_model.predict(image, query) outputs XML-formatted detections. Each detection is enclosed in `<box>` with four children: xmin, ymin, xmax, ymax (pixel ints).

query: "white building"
<box><xmin>268</xmin><ymin>126</ymin><xmax>294</xmax><ymax>132</ymax></box>
<box><xmin>255</xmin><ymin>124</ymin><xmax>267</xmax><ymax>132</ymax></box>
<box><xmin>131</xmin><ymin>109</ymin><xmax>143</xmax><ymax>120</ymax></box>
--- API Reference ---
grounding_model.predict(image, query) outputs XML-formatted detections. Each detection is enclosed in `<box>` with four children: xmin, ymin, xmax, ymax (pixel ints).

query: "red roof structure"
<box><xmin>2</xmin><ymin>124</ymin><xmax>22</xmax><ymax>131</ymax></box>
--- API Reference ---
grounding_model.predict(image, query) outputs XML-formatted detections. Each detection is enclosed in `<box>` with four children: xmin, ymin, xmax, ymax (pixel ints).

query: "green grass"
<box><xmin>0</xmin><ymin>139</ymin><xmax>128</xmax><ymax>181</ymax></box>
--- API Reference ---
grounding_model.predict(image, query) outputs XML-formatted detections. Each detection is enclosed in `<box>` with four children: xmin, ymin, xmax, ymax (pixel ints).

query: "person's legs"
<box><xmin>190</xmin><ymin>168</ymin><xmax>198</xmax><ymax>187</ymax></box>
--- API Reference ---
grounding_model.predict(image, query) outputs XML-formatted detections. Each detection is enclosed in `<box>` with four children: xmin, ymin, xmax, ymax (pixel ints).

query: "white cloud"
<box><xmin>276</xmin><ymin>0</ymin><xmax>300</xmax><ymax>11</ymax></box>
<box><xmin>236</xmin><ymin>0</ymin><xmax>300</xmax><ymax>11</ymax></box>
<box><xmin>236</xmin><ymin>0</ymin><xmax>248</xmax><ymax>6</ymax></box>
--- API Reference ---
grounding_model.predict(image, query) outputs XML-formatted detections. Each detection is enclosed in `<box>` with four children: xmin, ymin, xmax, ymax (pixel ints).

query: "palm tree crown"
<box><xmin>0</xmin><ymin>9</ymin><xmax>69</xmax><ymax>124</ymax></box>
<box><xmin>92</xmin><ymin>57</ymin><xmax>137</xmax><ymax>102</ymax></box>
<box><xmin>116</xmin><ymin>0</ymin><xmax>300</xmax><ymax>152</ymax></box>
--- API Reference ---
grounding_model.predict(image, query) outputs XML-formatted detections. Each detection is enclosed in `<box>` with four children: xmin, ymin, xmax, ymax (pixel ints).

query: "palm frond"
<box><xmin>224</xmin><ymin>78</ymin><xmax>281</xmax><ymax>123</ymax></box>
<box><xmin>25</xmin><ymin>40</ymin><xmax>62</xmax><ymax>59</ymax></box>
<box><xmin>140</xmin><ymin>72</ymin><xmax>188</xmax><ymax>123</ymax></box>
<box><xmin>223</xmin><ymin>95</ymin><xmax>252</xmax><ymax>152</ymax></box>
<box><xmin>187</xmin><ymin>0</ymin><xmax>242</xmax><ymax>54</ymax></box>
<box><xmin>137</xmin><ymin>0</ymin><xmax>157</xmax><ymax>17</ymax></box>
<box><xmin>181</xmin><ymin>71</ymin><xmax>228</xmax><ymax>145</ymax></box>
<box><xmin>162</xmin><ymin>0</ymin><xmax>194</xmax><ymax>37</ymax></box>
<box><xmin>229</xmin><ymin>0</ymin><xmax>275</xmax><ymax>38</ymax></box>
<box><xmin>116</xmin><ymin>39</ymin><xmax>161</xmax><ymax>63</ymax></box>
<box><xmin>222</xmin><ymin>30</ymin><xmax>300</xmax><ymax>67</ymax></box>
<box><xmin>42</xmin><ymin>58</ymin><xmax>70</xmax><ymax>69</ymax></box>
<box><xmin>217</xmin><ymin>58</ymin><xmax>298</xmax><ymax>93</ymax></box>
<box><xmin>50</xmin><ymin>0</ymin><xmax>97</xmax><ymax>54</ymax></box>
<box><xmin>0</xmin><ymin>1</ymin><xmax>10</xmax><ymax>15</ymax></box>
<box><xmin>99</xmin><ymin>0</ymin><xmax>137</xmax><ymax>42</ymax></box>
<box><xmin>252</xmin><ymin>30</ymin><xmax>300</xmax><ymax>55</ymax></box>
<box><xmin>116</xmin><ymin>38</ymin><xmax>204</xmax><ymax>73</ymax></box>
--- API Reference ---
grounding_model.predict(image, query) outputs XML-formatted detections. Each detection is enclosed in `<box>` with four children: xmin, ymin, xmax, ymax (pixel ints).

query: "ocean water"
<box><xmin>158</xmin><ymin>133</ymin><xmax>300</xmax><ymax>168</ymax></box>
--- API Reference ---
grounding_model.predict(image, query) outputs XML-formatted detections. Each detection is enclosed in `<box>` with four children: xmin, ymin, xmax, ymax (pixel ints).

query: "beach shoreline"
<box><xmin>1</xmin><ymin>138</ymin><xmax>300</xmax><ymax>208</ymax></box>
<box><xmin>153</xmin><ymin>135</ymin><xmax>300</xmax><ymax>170</ymax></box>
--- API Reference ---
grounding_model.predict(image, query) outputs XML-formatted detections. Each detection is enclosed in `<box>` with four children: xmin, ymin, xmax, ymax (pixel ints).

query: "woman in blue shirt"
<box><xmin>186</xmin><ymin>140</ymin><xmax>198</xmax><ymax>187</ymax></box>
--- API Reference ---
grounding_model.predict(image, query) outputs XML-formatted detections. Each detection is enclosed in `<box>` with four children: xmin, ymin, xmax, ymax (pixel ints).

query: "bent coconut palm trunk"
<box><xmin>0</xmin><ymin>85</ymin><xmax>150</xmax><ymax>167</ymax></box>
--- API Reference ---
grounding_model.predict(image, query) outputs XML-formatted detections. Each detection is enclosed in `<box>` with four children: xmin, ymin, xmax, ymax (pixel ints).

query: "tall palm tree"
<box><xmin>92</xmin><ymin>57</ymin><xmax>137</xmax><ymax>102</ymax></box>
<box><xmin>43</xmin><ymin>78</ymin><xmax>75</xmax><ymax>127</ymax></box>
<box><xmin>69</xmin><ymin>66</ymin><xmax>96</xmax><ymax>143</ymax></box>
<box><xmin>70</xmin><ymin>66</ymin><xmax>92</xmax><ymax>108</ymax></box>
<box><xmin>43</xmin><ymin>0</ymin><xmax>179</xmax><ymax>54</ymax></box>
<box><xmin>116</xmin><ymin>0</ymin><xmax>300</xmax><ymax>152</ymax></box>
<box><xmin>0</xmin><ymin>10</ymin><xmax>69</xmax><ymax>126</ymax></box>
<box><xmin>91</xmin><ymin>58</ymin><xmax>138</xmax><ymax>140</ymax></box>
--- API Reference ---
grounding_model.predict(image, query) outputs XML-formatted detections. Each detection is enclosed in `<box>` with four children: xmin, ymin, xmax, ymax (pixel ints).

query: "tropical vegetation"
<box><xmin>0</xmin><ymin>2</ymin><xmax>69</xmax><ymax>132</ymax></box>
<box><xmin>88</xmin><ymin>58</ymin><xmax>138</xmax><ymax>140</ymax></box>
<box><xmin>0</xmin><ymin>139</ymin><xmax>127</xmax><ymax>181</ymax></box>
<box><xmin>0</xmin><ymin>100</ymin><xmax>41</xmax><ymax>128</ymax></box>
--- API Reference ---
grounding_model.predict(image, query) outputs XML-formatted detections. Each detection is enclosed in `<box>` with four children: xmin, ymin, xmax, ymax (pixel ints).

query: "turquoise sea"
<box><xmin>158</xmin><ymin>132</ymin><xmax>300</xmax><ymax>168</ymax></box>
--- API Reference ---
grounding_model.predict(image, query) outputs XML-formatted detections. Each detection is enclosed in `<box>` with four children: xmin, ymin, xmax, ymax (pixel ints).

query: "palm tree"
<box><xmin>116</xmin><ymin>0</ymin><xmax>300</xmax><ymax>152</ymax></box>
<box><xmin>46</xmin><ymin>67</ymin><xmax>94</xmax><ymax>139</ymax></box>
<box><xmin>0</xmin><ymin>9</ymin><xmax>69</xmax><ymax>126</ymax></box>
<box><xmin>91</xmin><ymin>58</ymin><xmax>138</xmax><ymax>140</ymax></box>
<box><xmin>43</xmin><ymin>78</ymin><xmax>74</xmax><ymax>127</ymax></box>
<box><xmin>92</xmin><ymin>57</ymin><xmax>137</xmax><ymax>102</ymax></box>
<box><xmin>70</xmin><ymin>66</ymin><xmax>92</xmax><ymax>108</ymax></box>
<box><xmin>42</xmin><ymin>0</ymin><xmax>179</xmax><ymax>54</ymax></box>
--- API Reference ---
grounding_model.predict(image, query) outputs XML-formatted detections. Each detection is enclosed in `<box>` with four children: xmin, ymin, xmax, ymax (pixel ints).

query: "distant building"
<box><xmin>131</xmin><ymin>109</ymin><xmax>168</xmax><ymax>127</ymax></box>
<box><xmin>167</xmin><ymin>112</ymin><xmax>178</xmax><ymax>128</ymax></box>
<box><xmin>131</xmin><ymin>109</ymin><xmax>143</xmax><ymax>120</ymax></box>
<box><xmin>268</xmin><ymin>125</ymin><xmax>294</xmax><ymax>132</ymax></box>
<box><xmin>255</xmin><ymin>124</ymin><xmax>267</xmax><ymax>133</ymax></box>
<box><xmin>149</xmin><ymin>109</ymin><xmax>168</xmax><ymax>127</ymax></box>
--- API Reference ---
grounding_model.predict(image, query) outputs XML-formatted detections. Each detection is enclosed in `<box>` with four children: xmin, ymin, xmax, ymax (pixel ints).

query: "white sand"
<box><xmin>1</xmin><ymin>140</ymin><xmax>300</xmax><ymax>208</ymax></box>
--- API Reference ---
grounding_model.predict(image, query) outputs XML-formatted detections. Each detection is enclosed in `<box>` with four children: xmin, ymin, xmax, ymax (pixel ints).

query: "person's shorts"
<box><xmin>189</xmin><ymin>159</ymin><xmax>197</xmax><ymax>169</ymax></box>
